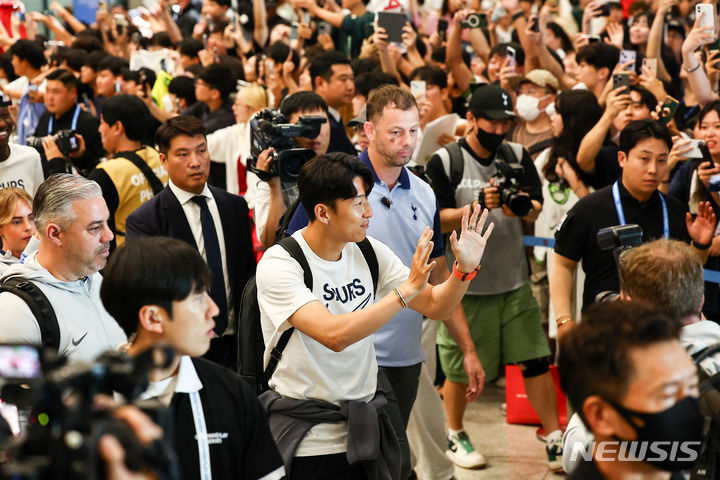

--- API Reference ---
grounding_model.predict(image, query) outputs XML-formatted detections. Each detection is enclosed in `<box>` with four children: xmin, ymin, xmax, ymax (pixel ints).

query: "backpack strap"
<box><xmin>115</xmin><ymin>150</ymin><xmax>164</xmax><ymax>195</ymax></box>
<box><xmin>497</xmin><ymin>142</ymin><xmax>519</xmax><ymax>164</ymax></box>
<box><xmin>263</xmin><ymin>236</ymin><xmax>312</xmax><ymax>384</ymax></box>
<box><xmin>528</xmin><ymin>138</ymin><xmax>553</xmax><ymax>156</ymax></box>
<box><xmin>0</xmin><ymin>277</ymin><xmax>60</xmax><ymax>351</ymax></box>
<box><xmin>693</xmin><ymin>344</ymin><xmax>720</xmax><ymax>365</ymax></box>
<box><xmin>274</xmin><ymin>197</ymin><xmax>302</xmax><ymax>243</ymax></box>
<box><xmin>356</xmin><ymin>237</ymin><xmax>379</xmax><ymax>296</ymax></box>
<box><xmin>447</xmin><ymin>142</ymin><xmax>465</xmax><ymax>192</ymax></box>
<box><xmin>263</xmin><ymin>236</ymin><xmax>379</xmax><ymax>383</ymax></box>
<box><xmin>278</xmin><ymin>236</ymin><xmax>312</xmax><ymax>289</ymax></box>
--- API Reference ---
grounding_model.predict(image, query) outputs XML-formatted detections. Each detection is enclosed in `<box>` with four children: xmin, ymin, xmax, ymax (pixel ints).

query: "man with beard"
<box><xmin>287</xmin><ymin>85</ymin><xmax>483</xmax><ymax>479</ymax></box>
<box><xmin>0</xmin><ymin>174</ymin><xmax>126</xmax><ymax>362</ymax></box>
<box><xmin>426</xmin><ymin>84</ymin><xmax>563</xmax><ymax>471</ymax></box>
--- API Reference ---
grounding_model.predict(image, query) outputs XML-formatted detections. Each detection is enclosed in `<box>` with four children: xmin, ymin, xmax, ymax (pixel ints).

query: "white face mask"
<box><xmin>516</xmin><ymin>94</ymin><xmax>543</xmax><ymax>121</ymax></box>
<box><xmin>545</xmin><ymin>101</ymin><xmax>556</xmax><ymax>117</ymax></box>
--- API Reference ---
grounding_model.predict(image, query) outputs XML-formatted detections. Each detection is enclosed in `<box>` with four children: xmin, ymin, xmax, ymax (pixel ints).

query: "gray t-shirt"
<box><xmin>426</xmin><ymin>139</ymin><xmax>543</xmax><ymax>295</ymax></box>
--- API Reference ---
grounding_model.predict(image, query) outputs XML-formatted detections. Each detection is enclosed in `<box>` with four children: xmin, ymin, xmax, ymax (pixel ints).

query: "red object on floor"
<box><xmin>248</xmin><ymin>209</ymin><xmax>264</xmax><ymax>263</ymax></box>
<box><xmin>505</xmin><ymin>365</ymin><xmax>568</xmax><ymax>427</ymax></box>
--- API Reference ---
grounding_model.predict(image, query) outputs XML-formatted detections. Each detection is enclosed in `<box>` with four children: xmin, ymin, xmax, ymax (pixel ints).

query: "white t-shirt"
<box><xmin>0</xmin><ymin>144</ymin><xmax>44</xmax><ymax>195</ymax></box>
<box><xmin>257</xmin><ymin>230</ymin><xmax>410</xmax><ymax>456</ymax></box>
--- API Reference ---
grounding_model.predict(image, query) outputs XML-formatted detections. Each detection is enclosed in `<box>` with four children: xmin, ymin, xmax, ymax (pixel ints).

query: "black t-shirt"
<box><xmin>554</xmin><ymin>179</ymin><xmax>690</xmax><ymax>309</ymax></box>
<box><xmin>167</xmin><ymin>358</ymin><xmax>284</xmax><ymax>480</ymax></box>
<box><xmin>583</xmin><ymin>145</ymin><xmax>622</xmax><ymax>190</ymax></box>
<box><xmin>181</xmin><ymin>100</ymin><xmax>235</xmax><ymax>134</ymax></box>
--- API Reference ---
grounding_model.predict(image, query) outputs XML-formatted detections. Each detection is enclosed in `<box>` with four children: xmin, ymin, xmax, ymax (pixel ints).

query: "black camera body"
<box><xmin>247</xmin><ymin>108</ymin><xmax>326</xmax><ymax>184</ymax></box>
<box><xmin>594</xmin><ymin>224</ymin><xmax>643</xmax><ymax>303</ymax></box>
<box><xmin>597</xmin><ymin>224</ymin><xmax>643</xmax><ymax>252</ymax></box>
<box><xmin>479</xmin><ymin>160</ymin><xmax>532</xmax><ymax>217</ymax></box>
<box><xmin>26</xmin><ymin>129</ymin><xmax>80</xmax><ymax>157</ymax></box>
<box><xmin>0</xmin><ymin>345</ymin><xmax>179</xmax><ymax>480</ymax></box>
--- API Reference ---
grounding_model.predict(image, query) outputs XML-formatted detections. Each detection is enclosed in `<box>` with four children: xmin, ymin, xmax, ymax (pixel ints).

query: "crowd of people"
<box><xmin>0</xmin><ymin>0</ymin><xmax>720</xmax><ymax>478</ymax></box>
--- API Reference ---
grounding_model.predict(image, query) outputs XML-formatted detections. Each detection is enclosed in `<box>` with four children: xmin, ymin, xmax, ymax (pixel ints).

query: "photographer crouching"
<box><xmin>27</xmin><ymin>69</ymin><xmax>104</xmax><ymax>178</ymax></box>
<box><xmin>249</xmin><ymin>91</ymin><xmax>330</xmax><ymax>248</ymax></box>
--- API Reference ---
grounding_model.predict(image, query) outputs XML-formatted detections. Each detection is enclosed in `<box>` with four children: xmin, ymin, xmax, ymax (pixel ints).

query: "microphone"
<box><xmin>381</xmin><ymin>197</ymin><xmax>393</xmax><ymax>208</ymax></box>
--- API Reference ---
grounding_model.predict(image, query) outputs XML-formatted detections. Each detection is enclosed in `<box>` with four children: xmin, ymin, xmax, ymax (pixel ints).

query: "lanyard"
<box><xmin>612</xmin><ymin>181</ymin><xmax>669</xmax><ymax>239</ymax></box>
<box><xmin>48</xmin><ymin>104</ymin><xmax>80</xmax><ymax>134</ymax></box>
<box><xmin>189</xmin><ymin>390</ymin><xmax>212</xmax><ymax>480</ymax></box>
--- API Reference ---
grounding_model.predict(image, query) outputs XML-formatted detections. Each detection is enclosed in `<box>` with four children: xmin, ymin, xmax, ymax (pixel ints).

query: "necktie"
<box><xmin>191</xmin><ymin>195</ymin><xmax>228</xmax><ymax>335</ymax></box>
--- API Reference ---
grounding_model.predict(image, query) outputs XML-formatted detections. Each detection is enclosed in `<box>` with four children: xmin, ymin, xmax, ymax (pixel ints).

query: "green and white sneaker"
<box><xmin>446</xmin><ymin>431</ymin><xmax>487</xmax><ymax>469</ymax></box>
<box><xmin>546</xmin><ymin>435</ymin><xmax>564</xmax><ymax>472</ymax></box>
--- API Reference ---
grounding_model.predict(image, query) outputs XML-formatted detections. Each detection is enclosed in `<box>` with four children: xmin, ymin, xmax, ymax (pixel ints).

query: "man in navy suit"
<box><xmin>125</xmin><ymin>115</ymin><xmax>255</xmax><ymax>369</ymax></box>
<box><xmin>310</xmin><ymin>51</ymin><xmax>356</xmax><ymax>156</ymax></box>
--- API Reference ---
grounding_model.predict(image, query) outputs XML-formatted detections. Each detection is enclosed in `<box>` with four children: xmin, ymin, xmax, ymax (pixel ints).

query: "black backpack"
<box><xmin>0</xmin><ymin>277</ymin><xmax>60</xmax><ymax>350</ymax></box>
<box><xmin>237</xmin><ymin>235</ymin><xmax>379</xmax><ymax>394</ymax></box>
<box><xmin>274</xmin><ymin>197</ymin><xmax>302</xmax><ymax>243</ymax></box>
<box><xmin>690</xmin><ymin>344</ymin><xmax>720</xmax><ymax>479</ymax></box>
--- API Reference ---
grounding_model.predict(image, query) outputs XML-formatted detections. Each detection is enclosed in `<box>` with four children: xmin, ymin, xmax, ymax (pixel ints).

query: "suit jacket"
<box><xmin>125</xmin><ymin>185</ymin><xmax>256</xmax><ymax>325</ymax></box>
<box><xmin>327</xmin><ymin>112</ymin><xmax>357</xmax><ymax>155</ymax></box>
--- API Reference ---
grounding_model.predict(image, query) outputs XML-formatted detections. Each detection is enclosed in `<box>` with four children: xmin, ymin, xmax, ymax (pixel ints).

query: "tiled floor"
<box><xmin>451</xmin><ymin>384</ymin><xmax>566</xmax><ymax>480</ymax></box>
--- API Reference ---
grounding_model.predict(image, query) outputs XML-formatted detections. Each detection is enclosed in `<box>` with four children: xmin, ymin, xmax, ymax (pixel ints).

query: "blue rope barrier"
<box><xmin>524</xmin><ymin>235</ymin><xmax>720</xmax><ymax>285</ymax></box>
<box><xmin>523</xmin><ymin>235</ymin><xmax>555</xmax><ymax>248</ymax></box>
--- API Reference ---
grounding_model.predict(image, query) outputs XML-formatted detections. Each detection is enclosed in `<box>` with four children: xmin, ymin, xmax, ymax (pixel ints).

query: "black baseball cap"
<box><xmin>468</xmin><ymin>85</ymin><xmax>515</xmax><ymax>120</ymax></box>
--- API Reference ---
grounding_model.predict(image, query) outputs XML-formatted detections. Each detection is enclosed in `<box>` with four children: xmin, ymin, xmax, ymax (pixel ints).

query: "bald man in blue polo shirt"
<box><xmin>286</xmin><ymin>85</ymin><xmax>483</xmax><ymax>479</ymax></box>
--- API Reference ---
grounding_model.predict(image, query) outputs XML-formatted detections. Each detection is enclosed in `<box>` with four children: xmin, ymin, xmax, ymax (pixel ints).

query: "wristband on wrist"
<box><xmin>452</xmin><ymin>261</ymin><xmax>481</xmax><ymax>281</ymax></box>
<box><xmin>393</xmin><ymin>287</ymin><xmax>408</xmax><ymax>308</ymax></box>
<box><xmin>684</xmin><ymin>62</ymin><xmax>702</xmax><ymax>73</ymax></box>
<box><xmin>693</xmin><ymin>240</ymin><xmax>712</xmax><ymax>251</ymax></box>
<box><xmin>556</xmin><ymin>315</ymin><xmax>573</xmax><ymax>327</ymax></box>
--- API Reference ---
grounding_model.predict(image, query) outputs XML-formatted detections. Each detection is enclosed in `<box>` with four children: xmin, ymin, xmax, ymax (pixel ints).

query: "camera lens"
<box><xmin>507</xmin><ymin>193</ymin><xmax>532</xmax><ymax>217</ymax></box>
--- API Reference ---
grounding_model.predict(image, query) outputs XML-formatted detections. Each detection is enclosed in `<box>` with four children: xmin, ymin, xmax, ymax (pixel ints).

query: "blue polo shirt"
<box><xmin>287</xmin><ymin>150</ymin><xmax>444</xmax><ymax>367</ymax></box>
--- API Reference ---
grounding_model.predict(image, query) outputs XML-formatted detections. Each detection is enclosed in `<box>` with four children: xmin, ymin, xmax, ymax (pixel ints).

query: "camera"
<box><xmin>247</xmin><ymin>108</ymin><xmax>326</xmax><ymax>184</ymax></box>
<box><xmin>597</xmin><ymin>224</ymin><xmax>643</xmax><ymax>252</ymax></box>
<box><xmin>479</xmin><ymin>160</ymin><xmax>533</xmax><ymax>217</ymax></box>
<box><xmin>26</xmin><ymin>129</ymin><xmax>80</xmax><ymax>157</ymax></box>
<box><xmin>595</xmin><ymin>224</ymin><xmax>643</xmax><ymax>303</ymax></box>
<box><xmin>0</xmin><ymin>344</ymin><xmax>179</xmax><ymax>480</ymax></box>
<box><xmin>462</xmin><ymin>13</ymin><xmax>488</xmax><ymax>29</ymax></box>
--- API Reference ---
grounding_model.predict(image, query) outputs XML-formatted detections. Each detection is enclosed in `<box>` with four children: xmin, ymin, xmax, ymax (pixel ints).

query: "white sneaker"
<box><xmin>446</xmin><ymin>431</ymin><xmax>487</xmax><ymax>469</ymax></box>
<box><xmin>546</xmin><ymin>435</ymin><xmax>564</xmax><ymax>472</ymax></box>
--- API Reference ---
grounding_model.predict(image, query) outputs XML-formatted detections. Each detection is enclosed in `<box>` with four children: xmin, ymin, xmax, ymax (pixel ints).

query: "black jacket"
<box><xmin>169</xmin><ymin>358</ymin><xmax>284</xmax><ymax>480</ymax></box>
<box><xmin>125</xmin><ymin>184</ymin><xmax>256</xmax><ymax>328</ymax></box>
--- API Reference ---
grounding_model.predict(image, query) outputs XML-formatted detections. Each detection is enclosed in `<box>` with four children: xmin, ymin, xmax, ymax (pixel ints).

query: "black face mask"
<box><xmin>609</xmin><ymin>396</ymin><xmax>704</xmax><ymax>472</ymax></box>
<box><xmin>475</xmin><ymin>126</ymin><xmax>505</xmax><ymax>155</ymax></box>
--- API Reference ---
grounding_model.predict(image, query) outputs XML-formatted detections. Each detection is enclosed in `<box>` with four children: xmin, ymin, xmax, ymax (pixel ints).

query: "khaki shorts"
<box><xmin>437</xmin><ymin>283</ymin><xmax>551</xmax><ymax>383</ymax></box>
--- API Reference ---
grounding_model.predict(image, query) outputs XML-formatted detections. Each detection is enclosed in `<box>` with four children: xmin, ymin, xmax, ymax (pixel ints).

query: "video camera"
<box><xmin>246</xmin><ymin>108</ymin><xmax>326</xmax><ymax>185</ymax></box>
<box><xmin>478</xmin><ymin>160</ymin><xmax>533</xmax><ymax>217</ymax></box>
<box><xmin>0</xmin><ymin>344</ymin><xmax>179</xmax><ymax>480</ymax></box>
<box><xmin>595</xmin><ymin>224</ymin><xmax>643</xmax><ymax>303</ymax></box>
<box><xmin>26</xmin><ymin>129</ymin><xmax>80</xmax><ymax>157</ymax></box>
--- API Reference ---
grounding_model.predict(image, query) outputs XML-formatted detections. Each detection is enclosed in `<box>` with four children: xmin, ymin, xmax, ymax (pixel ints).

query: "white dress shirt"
<box><xmin>168</xmin><ymin>180</ymin><xmax>234</xmax><ymax>332</ymax></box>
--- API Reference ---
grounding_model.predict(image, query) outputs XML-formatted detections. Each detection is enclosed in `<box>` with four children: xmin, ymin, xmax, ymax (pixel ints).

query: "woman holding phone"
<box><xmin>533</xmin><ymin>90</ymin><xmax>600</xmax><ymax>338</ymax></box>
<box><xmin>669</xmin><ymin>100</ymin><xmax>720</xmax><ymax>321</ymax></box>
